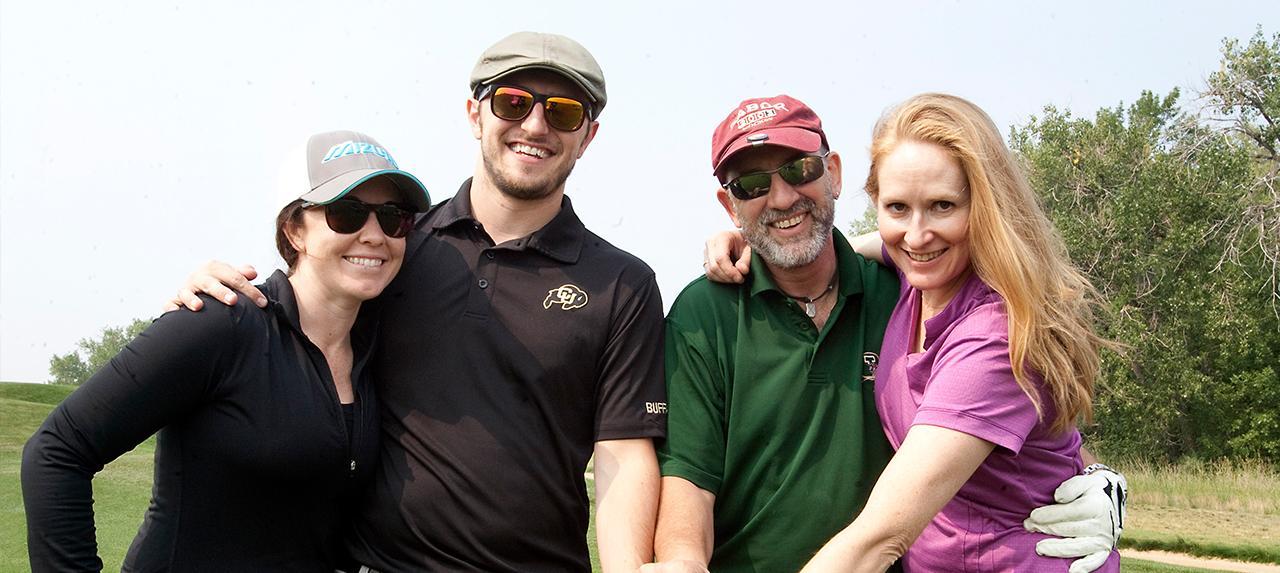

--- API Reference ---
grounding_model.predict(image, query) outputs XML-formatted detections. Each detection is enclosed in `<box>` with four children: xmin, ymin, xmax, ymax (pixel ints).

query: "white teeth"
<box><xmin>907</xmin><ymin>250</ymin><xmax>943</xmax><ymax>262</ymax></box>
<box><xmin>345</xmin><ymin>257</ymin><xmax>384</xmax><ymax>268</ymax></box>
<box><xmin>511</xmin><ymin>144</ymin><xmax>548</xmax><ymax>158</ymax></box>
<box><xmin>771</xmin><ymin>215</ymin><xmax>804</xmax><ymax>229</ymax></box>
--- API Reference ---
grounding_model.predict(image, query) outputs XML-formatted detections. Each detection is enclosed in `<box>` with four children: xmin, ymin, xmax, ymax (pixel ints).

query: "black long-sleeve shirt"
<box><xmin>22</xmin><ymin>271</ymin><xmax>380</xmax><ymax>572</ymax></box>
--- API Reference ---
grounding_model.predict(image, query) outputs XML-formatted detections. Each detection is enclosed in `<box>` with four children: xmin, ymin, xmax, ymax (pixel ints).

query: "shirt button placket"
<box><xmin>477</xmin><ymin>249</ymin><xmax>498</xmax><ymax>302</ymax></box>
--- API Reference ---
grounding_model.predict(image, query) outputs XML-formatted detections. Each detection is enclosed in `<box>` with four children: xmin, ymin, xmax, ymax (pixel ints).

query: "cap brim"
<box><xmin>301</xmin><ymin>170</ymin><xmax>431</xmax><ymax>212</ymax></box>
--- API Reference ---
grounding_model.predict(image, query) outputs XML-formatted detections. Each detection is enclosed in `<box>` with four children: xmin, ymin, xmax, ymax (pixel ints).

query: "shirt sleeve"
<box><xmin>881</xmin><ymin>243</ymin><xmax>897</xmax><ymax>272</ymax></box>
<box><xmin>656</xmin><ymin>314</ymin><xmax>727</xmax><ymax>494</ymax></box>
<box><xmin>911</xmin><ymin>308</ymin><xmax>1042</xmax><ymax>454</ymax></box>
<box><xmin>21</xmin><ymin>297</ymin><xmax>243</xmax><ymax>571</ymax></box>
<box><xmin>593</xmin><ymin>271</ymin><xmax>667</xmax><ymax>441</ymax></box>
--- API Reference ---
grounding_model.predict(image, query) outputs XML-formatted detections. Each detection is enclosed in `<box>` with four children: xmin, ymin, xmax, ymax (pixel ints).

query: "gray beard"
<box><xmin>738</xmin><ymin>184</ymin><xmax>837</xmax><ymax>270</ymax></box>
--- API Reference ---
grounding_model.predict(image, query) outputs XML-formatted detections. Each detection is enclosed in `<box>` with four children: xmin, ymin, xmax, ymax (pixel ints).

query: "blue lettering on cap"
<box><xmin>322</xmin><ymin>141</ymin><xmax>400</xmax><ymax>169</ymax></box>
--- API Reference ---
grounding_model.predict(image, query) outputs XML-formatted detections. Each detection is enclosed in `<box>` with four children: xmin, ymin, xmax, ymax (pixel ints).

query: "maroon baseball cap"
<box><xmin>276</xmin><ymin>130</ymin><xmax>430</xmax><ymax>211</ymax></box>
<box><xmin>710</xmin><ymin>95</ymin><xmax>827</xmax><ymax>179</ymax></box>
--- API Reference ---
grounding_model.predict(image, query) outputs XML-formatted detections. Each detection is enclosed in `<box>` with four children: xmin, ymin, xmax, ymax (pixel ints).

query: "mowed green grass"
<box><xmin>0</xmin><ymin>383</ymin><xmax>155</xmax><ymax>572</ymax></box>
<box><xmin>1120</xmin><ymin>560</ymin><xmax>1224</xmax><ymax>573</ymax></box>
<box><xmin>0</xmin><ymin>382</ymin><xmax>1231</xmax><ymax>573</ymax></box>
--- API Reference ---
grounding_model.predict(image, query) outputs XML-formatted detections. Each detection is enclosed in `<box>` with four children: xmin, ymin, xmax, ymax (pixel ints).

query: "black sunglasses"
<box><xmin>725</xmin><ymin>153</ymin><xmax>829</xmax><ymax>201</ymax></box>
<box><xmin>305</xmin><ymin>198</ymin><xmax>417</xmax><ymax>238</ymax></box>
<box><xmin>476</xmin><ymin>84</ymin><xmax>591</xmax><ymax>132</ymax></box>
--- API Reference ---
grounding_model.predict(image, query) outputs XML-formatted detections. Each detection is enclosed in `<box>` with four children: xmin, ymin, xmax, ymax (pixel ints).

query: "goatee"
<box><xmin>481</xmin><ymin>151</ymin><xmax>572</xmax><ymax>201</ymax></box>
<box><xmin>738</xmin><ymin>182</ymin><xmax>836</xmax><ymax>270</ymax></box>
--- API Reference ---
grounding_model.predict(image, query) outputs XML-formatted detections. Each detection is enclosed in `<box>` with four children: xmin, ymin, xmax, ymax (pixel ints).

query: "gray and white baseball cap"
<box><xmin>277</xmin><ymin>130</ymin><xmax>430</xmax><ymax>211</ymax></box>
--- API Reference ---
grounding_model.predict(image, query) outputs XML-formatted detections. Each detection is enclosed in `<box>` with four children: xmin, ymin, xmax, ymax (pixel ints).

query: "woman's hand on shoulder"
<box><xmin>704</xmin><ymin>230</ymin><xmax>751</xmax><ymax>284</ymax></box>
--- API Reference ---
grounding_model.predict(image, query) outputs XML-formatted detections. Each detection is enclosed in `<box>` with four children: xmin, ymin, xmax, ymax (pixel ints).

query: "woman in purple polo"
<box><xmin>799</xmin><ymin>93</ymin><xmax>1120</xmax><ymax>572</ymax></box>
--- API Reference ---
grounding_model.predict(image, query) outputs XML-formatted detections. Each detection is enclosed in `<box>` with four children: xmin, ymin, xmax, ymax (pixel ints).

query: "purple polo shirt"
<box><xmin>876</xmin><ymin>252</ymin><xmax>1119</xmax><ymax>572</ymax></box>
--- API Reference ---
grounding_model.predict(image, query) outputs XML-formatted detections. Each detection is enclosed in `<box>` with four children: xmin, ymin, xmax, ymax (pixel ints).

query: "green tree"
<box><xmin>48</xmin><ymin>318</ymin><xmax>152</xmax><ymax>386</ymax></box>
<box><xmin>1011</xmin><ymin>55</ymin><xmax>1280</xmax><ymax>464</ymax></box>
<box><xmin>1201</xmin><ymin>27</ymin><xmax>1280</xmax><ymax>299</ymax></box>
<box><xmin>848</xmin><ymin>203</ymin><xmax>878</xmax><ymax>236</ymax></box>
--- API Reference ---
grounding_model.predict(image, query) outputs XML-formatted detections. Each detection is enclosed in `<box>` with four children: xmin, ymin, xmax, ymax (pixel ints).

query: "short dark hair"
<box><xmin>275</xmin><ymin>199</ymin><xmax>307</xmax><ymax>273</ymax></box>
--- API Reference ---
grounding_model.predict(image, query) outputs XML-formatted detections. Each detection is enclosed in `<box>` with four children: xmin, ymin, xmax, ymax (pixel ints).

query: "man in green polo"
<box><xmin>649</xmin><ymin>95</ymin><xmax>898</xmax><ymax>573</ymax></box>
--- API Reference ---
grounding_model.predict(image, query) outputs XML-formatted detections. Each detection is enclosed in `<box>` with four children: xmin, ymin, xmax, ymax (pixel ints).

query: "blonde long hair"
<box><xmin>865</xmin><ymin>93</ymin><xmax>1107</xmax><ymax>434</ymax></box>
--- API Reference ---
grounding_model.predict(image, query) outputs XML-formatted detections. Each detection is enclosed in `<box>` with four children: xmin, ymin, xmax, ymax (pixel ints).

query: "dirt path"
<box><xmin>1123</xmin><ymin>549</ymin><xmax>1280</xmax><ymax>572</ymax></box>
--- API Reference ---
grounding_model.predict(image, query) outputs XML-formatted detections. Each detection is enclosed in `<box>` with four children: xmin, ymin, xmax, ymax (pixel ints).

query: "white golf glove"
<box><xmin>1023</xmin><ymin>465</ymin><xmax>1127</xmax><ymax>573</ymax></box>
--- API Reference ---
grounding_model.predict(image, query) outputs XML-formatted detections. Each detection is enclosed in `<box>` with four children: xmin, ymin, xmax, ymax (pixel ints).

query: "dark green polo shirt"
<box><xmin>658</xmin><ymin>229</ymin><xmax>899</xmax><ymax>573</ymax></box>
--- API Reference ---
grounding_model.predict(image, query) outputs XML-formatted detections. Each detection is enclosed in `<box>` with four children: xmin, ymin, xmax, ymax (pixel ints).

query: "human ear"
<box><xmin>285</xmin><ymin>218</ymin><xmax>308</xmax><ymax>255</ymax></box>
<box><xmin>467</xmin><ymin>98</ymin><xmax>484</xmax><ymax>140</ymax></box>
<box><xmin>827</xmin><ymin>151</ymin><xmax>843</xmax><ymax>200</ymax></box>
<box><xmin>575</xmin><ymin>121</ymin><xmax>600</xmax><ymax>159</ymax></box>
<box><xmin>716</xmin><ymin>188</ymin><xmax>744</xmax><ymax>228</ymax></box>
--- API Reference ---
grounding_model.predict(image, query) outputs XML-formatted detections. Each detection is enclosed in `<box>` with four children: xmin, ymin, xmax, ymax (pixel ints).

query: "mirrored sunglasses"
<box><xmin>725</xmin><ymin>154</ymin><xmax>829</xmax><ymax>201</ymax></box>
<box><xmin>477</xmin><ymin>85</ymin><xmax>590</xmax><ymax>132</ymax></box>
<box><xmin>306</xmin><ymin>199</ymin><xmax>417</xmax><ymax>238</ymax></box>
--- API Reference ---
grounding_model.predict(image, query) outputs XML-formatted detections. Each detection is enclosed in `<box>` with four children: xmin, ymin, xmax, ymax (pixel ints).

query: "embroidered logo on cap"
<box><xmin>322</xmin><ymin>141</ymin><xmax>400</xmax><ymax>169</ymax></box>
<box><xmin>544</xmin><ymin>284</ymin><xmax>588</xmax><ymax>310</ymax></box>
<box><xmin>732</xmin><ymin>101</ymin><xmax>791</xmax><ymax>132</ymax></box>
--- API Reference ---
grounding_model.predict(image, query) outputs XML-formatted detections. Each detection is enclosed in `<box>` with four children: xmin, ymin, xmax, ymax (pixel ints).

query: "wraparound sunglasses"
<box><xmin>725</xmin><ymin>153</ymin><xmax>829</xmax><ymax>201</ymax></box>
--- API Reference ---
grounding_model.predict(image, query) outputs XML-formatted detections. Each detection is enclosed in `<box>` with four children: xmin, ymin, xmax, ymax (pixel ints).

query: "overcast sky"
<box><xmin>2</xmin><ymin>1</ymin><xmax>1275</xmax><ymax>383</ymax></box>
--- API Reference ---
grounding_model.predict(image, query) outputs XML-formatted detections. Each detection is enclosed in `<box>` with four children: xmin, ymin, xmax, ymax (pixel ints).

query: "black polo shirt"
<box><xmin>347</xmin><ymin>179</ymin><xmax>667</xmax><ymax>572</ymax></box>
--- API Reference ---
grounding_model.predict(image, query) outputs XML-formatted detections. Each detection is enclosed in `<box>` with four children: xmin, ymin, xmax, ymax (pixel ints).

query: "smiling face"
<box><xmin>876</xmin><ymin>140</ymin><xmax>972</xmax><ymax>309</ymax></box>
<box><xmin>288</xmin><ymin>176</ymin><xmax>407</xmax><ymax>307</ymax></box>
<box><xmin>469</xmin><ymin>70</ymin><xmax>599</xmax><ymax>202</ymax></box>
<box><xmin>717</xmin><ymin>146</ymin><xmax>841</xmax><ymax>270</ymax></box>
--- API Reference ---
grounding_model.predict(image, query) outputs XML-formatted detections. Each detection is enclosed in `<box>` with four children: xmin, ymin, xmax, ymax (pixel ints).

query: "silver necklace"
<box><xmin>781</xmin><ymin>274</ymin><xmax>838</xmax><ymax>318</ymax></box>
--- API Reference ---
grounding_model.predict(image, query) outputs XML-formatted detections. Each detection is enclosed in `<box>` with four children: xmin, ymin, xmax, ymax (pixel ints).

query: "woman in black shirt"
<box><xmin>22</xmin><ymin>130</ymin><xmax>429</xmax><ymax>572</ymax></box>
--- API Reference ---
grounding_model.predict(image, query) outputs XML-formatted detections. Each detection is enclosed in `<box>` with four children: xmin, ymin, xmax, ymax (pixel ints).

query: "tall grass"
<box><xmin>1124</xmin><ymin>458</ymin><xmax>1280</xmax><ymax>515</ymax></box>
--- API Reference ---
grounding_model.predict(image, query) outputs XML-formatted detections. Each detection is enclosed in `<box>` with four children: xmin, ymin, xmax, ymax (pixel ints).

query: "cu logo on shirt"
<box><xmin>544</xmin><ymin>284</ymin><xmax>589</xmax><ymax>311</ymax></box>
